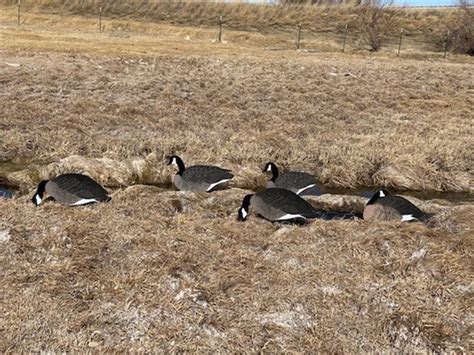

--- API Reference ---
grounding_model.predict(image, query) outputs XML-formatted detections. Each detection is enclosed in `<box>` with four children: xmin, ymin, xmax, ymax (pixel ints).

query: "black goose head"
<box><xmin>366</xmin><ymin>189</ymin><xmax>390</xmax><ymax>205</ymax></box>
<box><xmin>237</xmin><ymin>194</ymin><xmax>253</xmax><ymax>222</ymax></box>
<box><xmin>31</xmin><ymin>180</ymin><xmax>49</xmax><ymax>206</ymax></box>
<box><xmin>262</xmin><ymin>162</ymin><xmax>279</xmax><ymax>181</ymax></box>
<box><xmin>167</xmin><ymin>155</ymin><xmax>185</xmax><ymax>175</ymax></box>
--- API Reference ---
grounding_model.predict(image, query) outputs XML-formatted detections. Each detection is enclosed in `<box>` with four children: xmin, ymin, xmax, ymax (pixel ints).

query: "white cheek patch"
<box><xmin>296</xmin><ymin>184</ymin><xmax>316</xmax><ymax>195</ymax></box>
<box><xmin>35</xmin><ymin>195</ymin><xmax>42</xmax><ymax>205</ymax></box>
<box><xmin>379</xmin><ymin>190</ymin><xmax>386</xmax><ymax>198</ymax></box>
<box><xmin>240</xmin><ymin>208</ymin><xmax>248</xmax><ymax>219</ymax></box>
<box><xmin>277</xmin><ymin>213</ymin><xmax>306</xmax><ymax>221</ymax></box>
<box><xmin>206</xmin><ymin>179</ymin><xmax>231</xmax><ymax>192</ymax></box>
<box><xmin>71</xmin><ymin>198</ymin><xmax>99</xmax><ymax>206</ymax></box>
<box><xmin>401</xmin><ymin>214</ymin><xmax>417</xmax><ymax>222</ymax></box>
<box><xmin>266</xmin><ymin>165</ymin><xmax>272</xmax><ymax>172</ymax></box>
<box><xmin>171</xmin><ymin>157</ymin><xmax>177</xmax><ymax>165</ymax></box>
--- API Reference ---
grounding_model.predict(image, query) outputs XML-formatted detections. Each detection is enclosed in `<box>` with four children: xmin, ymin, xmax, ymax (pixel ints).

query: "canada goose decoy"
<box><xmin>31</xmin><ymin>173</ymin><xmax>111</xmax><ymax>206</ymax></box>
<box><xmin>167</xmin><ymin>155</ymin><xmax>234</xmax><ymax>192</ymax></box>
<box><xmin>238</xmin><ymin>188</ymin><xmax>356</xmax><ymax>223</ymax></box>
<box><xmin>263</xmin><ymin>162</ymin><xmax>317</xmax><ymax>195</ymax></box>
<box><xmin>363</xmin><ymin>189</ymin><xmax>426</xmax><ymax>222</ymax></box>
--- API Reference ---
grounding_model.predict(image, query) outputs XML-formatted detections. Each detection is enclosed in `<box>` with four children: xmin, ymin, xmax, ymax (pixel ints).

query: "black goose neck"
<box><xmin>36</xmin><ymin>180</ymin><xmax>48</xmax><ymax>197</ymax></box>
<box><xmin>242</xmin><ymin>194</ymin><xmax>253</xmax><ymax>210</ymax></box>
<box><xmin>174</xmin><ymin>156</ymin><xmax>186</xmax><ymax>175</ymax></box>
<box><xmin>31</xmin><ymin>180</ymin><xmax>48</xmax><ymax>205</ymax></box>
<box><xmin>366</xmin><ymin>189</ymin><xmax>389</xmax><ymax>205</ymax></box>
<box><xmin>366</xmin><ymin>193</ymin><xmax>378</xmax><ymax>205</ymax></box>
<box><xmin>269</xmin><ymin>163</ymin><xmax>279</xmax><ymax>182</ymax></box>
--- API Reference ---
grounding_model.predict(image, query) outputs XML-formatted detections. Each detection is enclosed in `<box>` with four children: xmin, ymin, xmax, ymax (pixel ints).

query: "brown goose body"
<box><xmin>32</xmin><ymin>174</ymin><xmax>110</xmax><ymax>206</ymax></box>
<box><xmin>250</xmin><ymin>188</ymin><xmax>319</xmax><ymax>221</ymax></box>
<box><xmin>168</xmin><ymin>155</ymin><xmax>234</xmax><ymax>192</ymax></box>
<box><xmin>363</xmin><ymin>190</ymin><xmax>426</xmax><ymax>222</ymax></box>
<box><xmin>263</xmin><ymin>162</ymin><xmax>316</xmax><ymax>195</ymax></box>
<box><xmin>238</xmin><ymin>188</ymin><xmax>357</xmax><ymax>222</ymax></box>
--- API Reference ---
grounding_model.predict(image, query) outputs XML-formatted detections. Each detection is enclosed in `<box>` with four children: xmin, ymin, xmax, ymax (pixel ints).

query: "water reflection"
<box><xmin>0</xmin><ymin>186</ymin><xmax>13</xmax><ymax>199</ymax></box>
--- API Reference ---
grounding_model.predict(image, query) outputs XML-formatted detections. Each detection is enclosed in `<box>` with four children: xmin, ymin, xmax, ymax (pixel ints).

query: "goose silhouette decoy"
<box><xmin>167</xmin><ymin>155</ymin><xmax>234</xmax><ymax>192</ymax></box>
<box><xmin>238</xmin><ymin>188</ymin><xmax>356</xmax><ymax>223</ymax></box>
<box><xmin>263</xmin><ymin>162</ymin><xmax>317</xmax><ymax>195</ymax></box>
<box><xmin>363</xmin><ymin>189</ymin><xmax>426</xmax><ymax>222</ymax></box>
<box><xmin>31</xmin><ymin>173</ymin><xmax>111</xmax><ymax>206</ymax></box>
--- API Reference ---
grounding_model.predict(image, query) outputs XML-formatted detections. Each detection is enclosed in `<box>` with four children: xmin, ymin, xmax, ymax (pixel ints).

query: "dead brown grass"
<box><xmin>1</xmin><ymin>189</ymin><xmax>473</xmax><ymax>352</ymax></box>
<box><xmin>0</xmin><ymin>8</ymin><xmax>473</xmax><ymax>353</ymax></box>
<box><xmin>0</xmin><ymin>0</ymin><xmax>453</xmax><ymax>30</ymax></box>
<box><xmin>0</xmin><ymin>0</ymin><xmax>462</xmax><ymax>52</ymax></box>
<box><xmin>1</xmin><ymin>16</ymin><xmax>472</xmax><ymax>191</ymax></box>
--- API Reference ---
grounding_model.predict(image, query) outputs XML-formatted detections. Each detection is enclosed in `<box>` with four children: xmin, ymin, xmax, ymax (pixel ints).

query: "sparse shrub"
<box><xmin>431</xmin><ymin>2</ymin><xmax>473</xmax><ymax>56</ymax></box>
<box><xmin>448</xmin><ymin>1</ymin><xmax>474</xmax><ymax>55</ymax></box>
<box><xmin>356</xmin><ymin>1</ymin><xmax>399</xmax><ymax>52</ymax></box>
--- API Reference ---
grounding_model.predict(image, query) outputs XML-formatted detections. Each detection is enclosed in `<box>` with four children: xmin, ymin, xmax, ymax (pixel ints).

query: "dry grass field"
<box><xmin>1</xmin><ymin>4</ymin><xmax>473</xmax><ymax>353</ymax></box>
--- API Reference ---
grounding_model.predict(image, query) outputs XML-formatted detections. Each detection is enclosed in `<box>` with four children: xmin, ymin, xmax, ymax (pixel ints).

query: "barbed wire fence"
<box><xmin>9</xmin><ymin>1</ymin><xmax>465</xmax><ymax>58</ymax></box>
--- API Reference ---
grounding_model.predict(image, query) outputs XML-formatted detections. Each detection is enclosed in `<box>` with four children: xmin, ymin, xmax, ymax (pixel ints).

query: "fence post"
<box><xmin>444</xmin><ymin>30</ymin><xmax>449</xmax><ymax>58</ymax></box>
<box><xmin>296</xmin><ymin>24</ymin><xmax>302</xmax><ymax>50</ymax></box>
<box><xmin>17</xmin><ymin>0</ymin><xmax>21</xmax><ymax>26</ymax></box>
<box><xmin>397</xmin><ymin>29</ymin><xmax>403</xmax><ymax>57</ymax></box>
<box><xmin>342</xmin><ymin>24</ymin><xmax>348</xmax><ymax>52</ymax></box>
<box><xmin>99</xmin><ymin>7</ymin><xmax>102</xmax><ymax>33</ymax></box>
<box><xmin>218</xmin><ymin>15</ymin><xmax>223</xmax><ymax>42</ymax></box>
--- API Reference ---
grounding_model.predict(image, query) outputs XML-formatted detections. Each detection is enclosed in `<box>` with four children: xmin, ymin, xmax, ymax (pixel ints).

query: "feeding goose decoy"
<box><xmin>167</xmin><ymin>155</ymin><xmax>234</xmax><ymax>192</ymax></box>
<box><xmin>263</xmin><ymin>162</ymin><xmax>317</xmax><ymax>195</ymax></box>
<box><xmin>363</xmin><ymin>189</ymin><xmax>426</xmax><ymax>222</ymax></box>
<box><xmin>31</xmin><ymin>173</ymin><xmax>111</xmax><ymax>206</ymax></box>
<box><xmin>238</xmin><ymin>188</ymin><xmax>356</xmax><ymax>223</ymax></box>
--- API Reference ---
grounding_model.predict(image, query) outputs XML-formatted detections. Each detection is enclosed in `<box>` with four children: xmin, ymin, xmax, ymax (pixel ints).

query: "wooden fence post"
<box><xmin>218</xmin><ymin>15</ymin><xmax>223</xmax><ymax>42</ymax></box>
<box><xmin>17</xmin><ymin>0</ymin><xmax>21</xmax><ymax>26</ymax></box>
<box><xmin>99</xmin><ymin>7</ymin><xmax>102</xmax><ymax>33</ymax></box>
<box><xmin>444</xmin><ymin>30</ymin><xmax>450</xmax><ymax>58</ymax></box>
<box><xmin>296</xmin><ymin>24</ymin><xmax>302</xmax><ymax>50</ymax></box>
<box><xmin>342</xmin><ymin>24</ymin><xmax>348</xmax><ymax>52</ymax></box>
<box><xmin>397</xmin><ymin>29</ymin><xmax>404</xmax><ymax>57</ymax></box>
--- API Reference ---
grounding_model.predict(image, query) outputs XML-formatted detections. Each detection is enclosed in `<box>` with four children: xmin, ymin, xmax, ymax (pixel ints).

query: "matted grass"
<box><xmin>0</xmin><ymin>8</ymin><xmax>473</xmax><ymax>353</ymax></box>
<box><xmin>1</xmin><ymin>189</ymin><xmax>473</xmax><ymax>352</ymax></box>
<box><xmin>1</xmin><ymin>23</ymin><xmax>472</xmax><ymax>191</ymax></box>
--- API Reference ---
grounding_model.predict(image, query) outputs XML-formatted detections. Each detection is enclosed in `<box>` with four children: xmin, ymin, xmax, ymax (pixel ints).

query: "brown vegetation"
<box><xmin>448</xmin><ymin>2</ymin><xmax>474</xmax><ymax>55</ymax></box>
<box><xmin>1</xmin><ymin>19</ymin><xmax>472</xmax><ymax>191</ymax></box>
<box><xmin>0</xmin><ymin>0</ymin><xmax>463</xmax><ymax>52</ymax></box>
<box><xmin>1</xmin><ymin>187</ymin><xmax>473</xmax><ymax>352</ymax></box>
<box><xmin>0</xmin><ymin>6</ymin><xmax>473</xmax><ymax>353</ymax></box>
<box><xmin>356</xmin><ymin>3</ymin><xmax>399</xmax><ymax>51</ymax></box>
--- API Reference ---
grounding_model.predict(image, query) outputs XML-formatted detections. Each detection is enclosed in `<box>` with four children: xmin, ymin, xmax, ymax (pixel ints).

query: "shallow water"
<box><xmin>0</xmin><ymin>186</ymin><xmax>14</xmax><ymax>199</ymax></box>
<box><xmin>1</xmin><ymin>161</ymin><xmax>472</xmax><ymax>204</ymax></box>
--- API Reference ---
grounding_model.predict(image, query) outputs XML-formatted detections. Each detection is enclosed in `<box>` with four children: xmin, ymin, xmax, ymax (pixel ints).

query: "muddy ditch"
<box><xmin>1</xmin><ymin>155</ymin><xmax>473</xmax><ymax>205</ymax></box>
